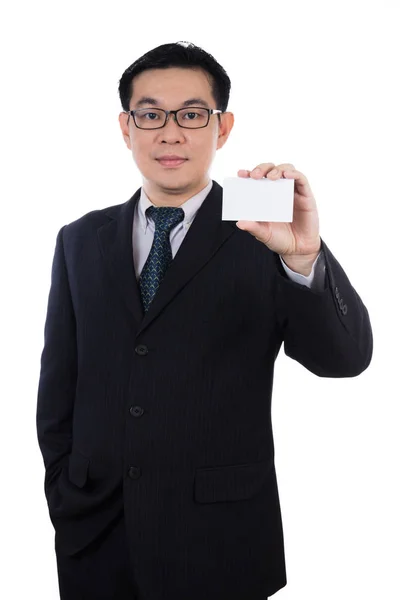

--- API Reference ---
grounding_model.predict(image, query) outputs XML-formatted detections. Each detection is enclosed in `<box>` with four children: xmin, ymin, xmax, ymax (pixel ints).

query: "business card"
<box><xmin>222</xmin><ymin>176</ymin><xmax>294</xmax><ymax>222</ymax></box>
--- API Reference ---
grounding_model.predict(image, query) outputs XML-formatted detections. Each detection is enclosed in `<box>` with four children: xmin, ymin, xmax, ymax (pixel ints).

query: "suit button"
<box><xmin>135</xmin><ymin>345</ymin><xmax>148</xmax><ymax>355</ymax></box>
<box><xmin>130</xmin><ymin>406</ymin><xmax>144</xmax><ymax>417</ymax></box>
<box><xmin>128</xmin><ymin>466</ymin><xmax>141</xmax><ymax>480</ymax></box>
<box><xmin>342</xmin><ymin>304</ymin><xmax>348</xmax><ymax>315</ymax></box>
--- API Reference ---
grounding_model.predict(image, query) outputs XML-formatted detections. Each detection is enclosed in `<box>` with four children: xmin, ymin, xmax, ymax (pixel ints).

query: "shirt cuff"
<box><xmin>279</xmin><ymin>251</ymin><xmax>324</xmax><ymax>289</ymax></box>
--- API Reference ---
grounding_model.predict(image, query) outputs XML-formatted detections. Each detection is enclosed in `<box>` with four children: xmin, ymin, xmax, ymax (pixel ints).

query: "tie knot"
<box><xmin>146</xmin><ymin>205</ymin><xmax>185</xmax><ymax>232</ymax></box>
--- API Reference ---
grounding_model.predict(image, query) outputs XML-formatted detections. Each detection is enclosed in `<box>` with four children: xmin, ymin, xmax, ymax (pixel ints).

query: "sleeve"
<box><xmin>36</xmin><ymin>225</ymin><xmax>77</xmax><ymax>499</ymax></box>
<box><xmin>279</xmin><ymin>250</ymin><xmax>326</xmax><ymax>291</ymax></box>
<box><xmin>273</xmin><ymin>237</ymin><xmax>373</xmax><ymax>377</ymax></box>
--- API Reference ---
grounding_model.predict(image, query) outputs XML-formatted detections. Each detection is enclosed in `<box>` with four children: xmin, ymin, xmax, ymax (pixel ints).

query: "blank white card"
<box><xmin>222</xmin><ymin>177</ymin><xmax>294</xmax><ymax>222</ymax></box>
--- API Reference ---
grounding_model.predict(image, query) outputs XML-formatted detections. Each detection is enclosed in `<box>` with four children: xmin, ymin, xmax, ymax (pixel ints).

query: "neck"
<box><xmin>143</xmin><ymin>177</ymin><xmax>211</xmax><ymax>207</ymax></box>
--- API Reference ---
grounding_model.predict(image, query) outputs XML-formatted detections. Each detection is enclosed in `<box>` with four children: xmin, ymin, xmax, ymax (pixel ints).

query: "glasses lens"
<box><xmin>134</xmin><ymin>108</ymin><xmax>209</xmax><ymax>129</ymax></box>
<box><xmin>134</xmin><ymin>109</ymin><xmax>166</xmax><ymax>129</ymax></box>
<box><xmin>176</xmin><ymin>108</ymin><xmax>209</xmax><ymax>128</ymax></box>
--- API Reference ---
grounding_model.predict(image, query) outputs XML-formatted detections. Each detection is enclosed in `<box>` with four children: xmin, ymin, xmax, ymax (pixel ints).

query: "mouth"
<box><xmin>157</xmin><ymin>158</ymin><xmax>188</xmax><ymax>168</ymax></box>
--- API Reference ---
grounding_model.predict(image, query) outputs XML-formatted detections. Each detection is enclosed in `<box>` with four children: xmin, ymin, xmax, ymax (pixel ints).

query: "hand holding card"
<box><xmin>226</xmin><ymin>162</ymin><xmax>321</xmax><ymax>259</ymax></box>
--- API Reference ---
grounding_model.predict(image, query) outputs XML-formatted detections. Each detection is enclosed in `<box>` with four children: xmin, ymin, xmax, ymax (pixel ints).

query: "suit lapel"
<box><xmin>97</xmin><ymin>180</ymin><xmax>237</xmax><ymax>335</ymax></box>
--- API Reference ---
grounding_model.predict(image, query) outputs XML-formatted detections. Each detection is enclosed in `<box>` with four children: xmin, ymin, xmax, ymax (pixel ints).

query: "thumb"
<box><xmin>236</xmin><ymin>220</ymin><xmax>267</xmax><ymax>235</ymax></box>
<box><xmin>236</xmin><ymin>220</ymin><xmax>256</xmax><ymax>230</ymax></box>
<box><xmin>236</xmin><ymin>220</ymin><xmax>273</xmax><ymax>246</ymax></box>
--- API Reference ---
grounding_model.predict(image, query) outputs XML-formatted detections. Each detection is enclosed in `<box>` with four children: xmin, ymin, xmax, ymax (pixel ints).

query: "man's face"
<box><xmin>118</xmin><ymin>67</ymin><xmax>234</xmax><ymax>202</ymax></box>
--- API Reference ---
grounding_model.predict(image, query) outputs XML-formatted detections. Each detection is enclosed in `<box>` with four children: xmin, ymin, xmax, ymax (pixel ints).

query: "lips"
<box><xmin>157</xmin><ymin>158</ymin><xmax>187</xmax><ymax>167</ymax></box>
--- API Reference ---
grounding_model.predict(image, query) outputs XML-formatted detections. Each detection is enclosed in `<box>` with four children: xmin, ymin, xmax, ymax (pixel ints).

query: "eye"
<box><xmin>182</xmin><ymin>111</ymin><xmax>200</xmax><ymax>120</ymax></box>
<box><xmin>143</xmin><ymin>112</ymin><xmax>159</xmax><ymax>120</ymax></box>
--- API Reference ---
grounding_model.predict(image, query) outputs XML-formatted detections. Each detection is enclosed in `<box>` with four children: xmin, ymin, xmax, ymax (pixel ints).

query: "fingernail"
<box><xmin>254</xmin><ymin>168</ymin><xmax>261</xmax><ymax>173</ymax></box>
<box><xmin>270</xmin><ymin>169</ymin><xmax>278</xmax><ymax>175</ymax></box>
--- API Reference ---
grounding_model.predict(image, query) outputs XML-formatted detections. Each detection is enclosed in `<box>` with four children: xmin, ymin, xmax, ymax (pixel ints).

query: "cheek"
<box><xmin>131</xmin><ymin>141</ymin><xmax>150</xmax><ymax>164</ymax></box>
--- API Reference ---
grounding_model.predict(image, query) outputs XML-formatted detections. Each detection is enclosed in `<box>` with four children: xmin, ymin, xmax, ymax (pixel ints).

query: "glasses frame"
<box><xmin>124</xmin><ymin>107</ymin><xmax>224</xmax><ymax>129</ymax></box>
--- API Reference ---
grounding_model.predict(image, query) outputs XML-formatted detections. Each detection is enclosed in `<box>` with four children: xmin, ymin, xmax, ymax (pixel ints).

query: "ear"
<box><xmin>118</xmin><ymin>112</ymin><xmax>132</xmax><ymax>149</ymax></box>
<box><xmin>217</xmin><ymin>112</ymin><xmax>234</xmax><ymax>150</ymax></box>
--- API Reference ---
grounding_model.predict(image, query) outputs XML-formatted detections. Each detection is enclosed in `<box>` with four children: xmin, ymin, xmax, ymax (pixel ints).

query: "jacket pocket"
<box><xmin>194</xmin><ymin>458</ymin><xmax>273</xmax><ymax>503</ymax></box>
<box><xmin>68</xmin><ymin>449</ymin><xmax>90</xmax><ymax>488</ymax></box>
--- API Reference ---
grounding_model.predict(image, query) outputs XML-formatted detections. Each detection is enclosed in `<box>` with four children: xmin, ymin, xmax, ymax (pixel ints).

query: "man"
<box><xmin>36</xmin><ymin>42</ymin><xmax>373</xmax><ymax>600</ymax></box>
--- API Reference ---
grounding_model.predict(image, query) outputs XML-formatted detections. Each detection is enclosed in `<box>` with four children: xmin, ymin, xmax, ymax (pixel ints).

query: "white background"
<box><xmin>1</xmin><ymin>1</ymin><xmax>399</xmax><ymax>598</ymax></box>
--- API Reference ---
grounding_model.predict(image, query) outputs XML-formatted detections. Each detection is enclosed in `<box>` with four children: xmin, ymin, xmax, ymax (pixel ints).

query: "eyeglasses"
<box><xmin>125</xmin><ymin>107</ymin><xmax>224</xmax><ymax>129</ymax></box>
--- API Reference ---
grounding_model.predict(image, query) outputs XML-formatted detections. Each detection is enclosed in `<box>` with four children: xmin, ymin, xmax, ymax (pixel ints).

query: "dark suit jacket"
<box><xmin>36</xmin><ymin>179</ymin><xmax>373</xmax><ymax>600</ymax></box>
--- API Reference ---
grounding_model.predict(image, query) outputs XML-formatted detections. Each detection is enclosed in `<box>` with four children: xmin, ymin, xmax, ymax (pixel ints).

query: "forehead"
<box><xmin>130</xmin><ymin>67</ymin><xmax>214</xmax><ymax>108</ymax></box>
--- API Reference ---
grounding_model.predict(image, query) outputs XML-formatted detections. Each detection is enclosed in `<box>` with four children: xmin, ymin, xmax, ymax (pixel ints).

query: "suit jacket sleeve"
<box><xmin>36</xmin><ymin>225</ymin><xmax>76</xmax><ymax>498</ymax></box>
<box><xmin>273</xmin><ymin>237</ymin><xmax>373</xmax><ymax>377</ymax></box>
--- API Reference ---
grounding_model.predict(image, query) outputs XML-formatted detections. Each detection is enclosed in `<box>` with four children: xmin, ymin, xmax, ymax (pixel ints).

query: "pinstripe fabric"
<box><xmin>139</xmin><ymin>206</ymin><xmax>185</xmax><ymax>312</ymax></box>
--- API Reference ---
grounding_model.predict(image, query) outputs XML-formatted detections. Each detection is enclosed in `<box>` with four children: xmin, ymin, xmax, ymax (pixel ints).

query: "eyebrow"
<box><xmin>134</xmin><ymin>96</ymin><xmax>210</xmax><ymax>109</ymax></box>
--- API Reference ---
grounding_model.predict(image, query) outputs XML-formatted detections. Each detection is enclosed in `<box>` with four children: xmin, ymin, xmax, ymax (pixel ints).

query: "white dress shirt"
<box><xmin>132</xmin><ymin>179</ymin><xmax>326</xmax><ymax>291</ymax></box>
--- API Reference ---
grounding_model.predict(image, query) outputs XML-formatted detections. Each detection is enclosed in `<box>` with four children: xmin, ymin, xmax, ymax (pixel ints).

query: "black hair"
<box><xmin>118</xmin><ymin>41</ymin><xmax>231</xmax><ymax>126</ymax></box>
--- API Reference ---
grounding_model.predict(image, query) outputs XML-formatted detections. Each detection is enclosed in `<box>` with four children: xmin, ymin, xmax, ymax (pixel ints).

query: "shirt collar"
<box><xmin>137</xmin><ymin>179</ymin><xmax>213</xmax><ymax>234</ymax></box>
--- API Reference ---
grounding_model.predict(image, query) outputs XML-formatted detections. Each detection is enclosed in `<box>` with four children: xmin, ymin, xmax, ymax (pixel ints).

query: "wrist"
<box><xmin>280</xmin><ymin>251</ymin><xmax>320</xmax><ymax>276</ymax></box>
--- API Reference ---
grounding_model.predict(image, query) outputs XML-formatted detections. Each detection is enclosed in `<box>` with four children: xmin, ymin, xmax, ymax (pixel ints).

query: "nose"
<box><xmin>159</xmin><ymin>112</ymin><xmax>186</xmax><ymax>140</ymax></box>
<box><xmin>164</xmin><ymin>111</ymin><xmax>181</xmax><ymax>130</ymax></box>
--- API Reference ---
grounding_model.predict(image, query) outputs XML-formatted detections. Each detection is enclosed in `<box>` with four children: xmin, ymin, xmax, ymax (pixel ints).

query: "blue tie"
<box><xmin>139</xmin><ymin>205</ymin><xmax>185</xmax><ymax>312</ymax></box>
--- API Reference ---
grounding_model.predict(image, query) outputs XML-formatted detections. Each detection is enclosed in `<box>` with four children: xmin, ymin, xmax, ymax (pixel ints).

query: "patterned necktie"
<box><xmin>139</xmin><ymin>205</ymin><xmax>185</xmax><ymax>312</ymax></box>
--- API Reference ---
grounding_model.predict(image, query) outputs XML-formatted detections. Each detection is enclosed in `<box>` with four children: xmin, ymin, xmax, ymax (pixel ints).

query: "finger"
<box><xmin>282</xmin><ymin>168</ymin><xmax>310</xmax><ymax>187</ymax></box>
<box><xmin>249</xmin><ymin>163</ymin><xmax>276</xmax><ymax>179</ymax></box>
<box><xmin>282</xmin><ymin>169</ymin><xmax>315</xmax><ymax>203</ymax></box>
<box><xmin>266</xmin><ymin>163</ymin><xmax>296</xmax><ymax>179</ymax></box>
<box><xmin>238</xmin><ymin>163</ymin><xmax>296</xmax><ymax>180</ymax></box>
<box><xmin>250</xmin><ymin>163</ymin><xmax>296</xmax><ymax>179</ymax></box>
